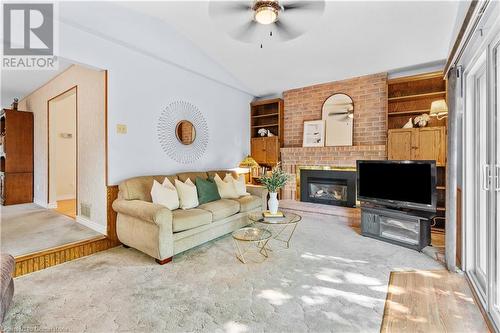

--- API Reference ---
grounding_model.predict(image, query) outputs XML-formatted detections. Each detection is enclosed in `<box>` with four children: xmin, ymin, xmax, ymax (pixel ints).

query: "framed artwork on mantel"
<box><xmin>302</xmin><ymin>120</ymin><xmax>325</xmax><ymax>147</ymax></box>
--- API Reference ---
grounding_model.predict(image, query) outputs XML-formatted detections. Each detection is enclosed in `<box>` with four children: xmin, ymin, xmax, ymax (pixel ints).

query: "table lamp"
<box><xmin>239</xmin><ymin>155</ymin><xmax>259</xmax><ymax>184</ymax></box>
<box><xmin>430</xmin><ymin>99</ymin><xmax>448</xmax><ymax>120</ymax></box>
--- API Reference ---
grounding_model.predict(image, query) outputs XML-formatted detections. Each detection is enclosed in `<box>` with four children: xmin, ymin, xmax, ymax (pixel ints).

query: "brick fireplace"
<box><xmin>280</xmin><ymin>72</ymin><xmax>388</xmax><ymax>201</ymax></box>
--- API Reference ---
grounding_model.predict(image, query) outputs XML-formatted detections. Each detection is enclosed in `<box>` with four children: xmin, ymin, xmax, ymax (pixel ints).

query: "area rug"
<box><xmin>3</xmin><ymin>212</ymin><xmax>442</xmax><ymax>332</ymax></box>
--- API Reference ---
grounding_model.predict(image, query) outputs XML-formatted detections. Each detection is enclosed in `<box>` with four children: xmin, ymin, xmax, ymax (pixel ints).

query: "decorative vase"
<box><xmin>268</xmin><ymin>192</ymin><xmax>279</xmax><ymax>214</ymax></box>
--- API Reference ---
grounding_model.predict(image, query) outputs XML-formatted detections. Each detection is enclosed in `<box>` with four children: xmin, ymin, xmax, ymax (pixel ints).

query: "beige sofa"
<box><xmin>112</xmin><ymin>170</ymin><xmax>268</xmax><ymax>264</ymax></box>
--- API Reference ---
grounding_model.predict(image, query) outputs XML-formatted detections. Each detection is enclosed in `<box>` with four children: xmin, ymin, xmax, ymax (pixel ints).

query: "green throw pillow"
<box><xmin>195</xmin><ymin>177</ymin><xmax>221</xmax><ymax>205</ymax></box>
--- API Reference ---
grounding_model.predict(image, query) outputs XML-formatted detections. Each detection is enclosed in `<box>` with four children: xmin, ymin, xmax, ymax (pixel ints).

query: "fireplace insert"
<box><xmin>300</xmin><ymin>169</ymin><xmax>356</xmax><ymax>207</ymax></box>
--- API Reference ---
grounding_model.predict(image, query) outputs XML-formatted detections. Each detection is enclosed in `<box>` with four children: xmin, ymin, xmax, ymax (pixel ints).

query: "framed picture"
<box><xmin>302</xmin><ymin>120</ymin><xmax>325</xmax><ymax>147</ymax></box>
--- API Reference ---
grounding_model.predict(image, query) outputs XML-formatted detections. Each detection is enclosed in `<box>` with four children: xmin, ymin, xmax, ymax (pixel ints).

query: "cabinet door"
<box><xmin>388</xmin><ymin>129</ymin><xmax>413</xmax><ymax>160</ymax></box>
<box><xmin>265</xmin><ymin>137</ymin><xmax>279</xmax><ymax>164</ymax></box>
<box><xmin>415</xmin><ymin>127</ymin><xmax>446</xmax><ymax>165</ymax></box>
<box><xmin>251</xmin><ymin>138</ymin><xmax>266</xmax><ymax>164</ymax></box>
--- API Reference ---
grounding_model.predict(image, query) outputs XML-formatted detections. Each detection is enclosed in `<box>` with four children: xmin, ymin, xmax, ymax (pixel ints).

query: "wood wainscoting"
<box><xmin>13</xmin><ymin>186</ymin><xmax>121</xmax><ymax>277</ymax></box>
<box><xmin>106</xmin><ymin>185</ymin><xmax>120</xmax><ymax>242</ymax></box>
<box><xmin>14</xmin><ymin>236</ymin><xmax>116</xmax><ymax>277</ymax></box>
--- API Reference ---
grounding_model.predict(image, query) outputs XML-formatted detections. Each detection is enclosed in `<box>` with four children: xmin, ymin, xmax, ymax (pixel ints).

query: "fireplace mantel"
<box><xmin>280</xmin><ymin>145</ymin><xmax>386</xmax><ymax>200</ymax></box>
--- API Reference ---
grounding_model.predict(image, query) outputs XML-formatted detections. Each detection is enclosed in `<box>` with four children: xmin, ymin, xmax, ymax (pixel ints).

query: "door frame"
<box><xmin>47</xmin><ymin>85</ymin><xmax>78</xmax><ymax>214</ymax></box>
<box><xmin>463</xmin><ymin>48</ymin><xmax>489</xmax><ymax>306</ymax></box>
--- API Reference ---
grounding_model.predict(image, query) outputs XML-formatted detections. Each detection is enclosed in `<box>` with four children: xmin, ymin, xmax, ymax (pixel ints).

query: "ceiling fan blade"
<box><xmin>282</xmin><ymin>1</ymin><xmax>324</xmax><ymax>12</ymax></box>
<box><xmin>209</xmin><ymin>1</ymin><xmax>252</xmax><ymax>18</ymax></box>
<box><xmin>232</xmin><ymin>20</ymin><xmax>259</xmax><ymax>41</ymax></box>
<box><xmin>274</xmin><ymin>19</ymin><xmax>301</xmax><ymax>41</ymax></box>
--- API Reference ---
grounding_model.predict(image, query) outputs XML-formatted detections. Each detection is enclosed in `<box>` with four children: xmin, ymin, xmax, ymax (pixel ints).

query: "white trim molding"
<box><xmin>76</xmin><ymin>216</ymin><xmax>107</xmax><ymax>235</ymax></box>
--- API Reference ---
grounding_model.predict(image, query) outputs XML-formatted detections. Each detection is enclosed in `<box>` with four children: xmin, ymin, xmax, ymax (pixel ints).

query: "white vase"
<box><xmin>268</xmin><ymin>192</ymin><xmax>279</xmax><ymax>214</ymax></box>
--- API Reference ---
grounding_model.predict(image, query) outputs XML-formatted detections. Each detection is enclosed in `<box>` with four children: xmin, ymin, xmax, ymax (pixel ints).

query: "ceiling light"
<box><xmin>254</xmin><ymin>1</ymin><xmax>280</xmax><ymax>25</ymax></box>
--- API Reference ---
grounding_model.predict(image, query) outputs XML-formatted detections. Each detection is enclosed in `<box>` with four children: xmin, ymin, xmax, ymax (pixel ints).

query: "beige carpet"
<box><xmin>1</xmin><ymin>204</ymin><xmax>101</xmax><ymax>257</ymax></box>
<box><xmin>4</xmin><ymin>212</ymin><xmax>442</xmax><ymax>332</ymax></box>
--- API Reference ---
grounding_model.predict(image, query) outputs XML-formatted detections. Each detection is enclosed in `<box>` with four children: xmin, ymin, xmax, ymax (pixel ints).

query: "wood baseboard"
<box><xmin>13</xmin><ymin>236</ymin><xmax>119</xmax><ymax>277</ymax></box>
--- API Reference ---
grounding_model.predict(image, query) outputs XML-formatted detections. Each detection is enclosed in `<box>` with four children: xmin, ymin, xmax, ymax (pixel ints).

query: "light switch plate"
<box><xmin>116</xmin><ymin>124</ymin><xmax>127</xmax><ymax>134</ymax></box>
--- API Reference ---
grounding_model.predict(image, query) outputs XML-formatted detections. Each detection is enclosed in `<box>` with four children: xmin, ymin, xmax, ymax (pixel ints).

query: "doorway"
<box><xmin>462</xmin><ymin>26</ymin><xmax>500</xmax><ymax>329</ymax></box>
<box><xmin>48</xmin><ymin>87</ymin><xmax>77</xmax><ymax>219</ymax></box>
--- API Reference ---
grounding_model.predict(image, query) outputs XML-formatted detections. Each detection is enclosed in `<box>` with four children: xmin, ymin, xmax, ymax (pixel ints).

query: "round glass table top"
<box><xmin>247</xmin><ymin>211</ymin><xmax>302</xmax><ymax>225</ymax></box>
<box><xmin>232</xmin><ymin>227</ymin><xmax>272</xmax><ymax>242</ymax></box>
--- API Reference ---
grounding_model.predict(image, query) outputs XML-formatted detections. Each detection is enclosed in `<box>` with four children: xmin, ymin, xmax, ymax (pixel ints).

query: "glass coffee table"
<box><xmin>232</xmin><ymin>227</ymin><xmax>272</xmax><ymax>264</ymax></box>
<box><xmin>248</xmin><ymin>211</ymin><xmax>302</xmax><ymax>249</ymax></box>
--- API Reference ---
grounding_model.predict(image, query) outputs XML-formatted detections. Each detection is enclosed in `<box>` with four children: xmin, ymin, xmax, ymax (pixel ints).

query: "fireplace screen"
<box><xmin>308</xmin><ymin>182</ymin><xmax>348</xmax><ymax>202</ymax></box>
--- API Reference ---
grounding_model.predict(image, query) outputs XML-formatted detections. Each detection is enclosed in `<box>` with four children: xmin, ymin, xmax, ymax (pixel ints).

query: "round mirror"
<box><xmin>175</xmin><ymin>120</ymin><xmax>196</xmax><ymax>145</ymax></box>
<box><xmin>322</xmin><ymin>93</ymin><xmax>354</xmax><ymax>119</ymax></box>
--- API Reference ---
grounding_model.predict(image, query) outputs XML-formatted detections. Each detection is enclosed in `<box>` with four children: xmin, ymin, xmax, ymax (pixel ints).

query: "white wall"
<box><xmin>19</xmin><ymin>65</ymin><xmax>106</xmax><ymax>233</ymax></box>
<box><xmin>18</xmin><ymin>2</ymin><xmax>253</xmax><ymax>232</ymax></box>
<box><xmin>58</xmin><ymin>2</ymin><xmax>253</xmax><ymax>186</ymax></box>
<box><xmin>50</xmin><ymin>91</ymin><xmax>77</xmax><ymax>202</ymax></box>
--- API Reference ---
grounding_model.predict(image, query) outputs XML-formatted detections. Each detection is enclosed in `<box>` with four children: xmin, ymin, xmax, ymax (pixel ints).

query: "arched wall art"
<box><xmin>157</xmin><ymin>101</ymin><xmax>209</xmax><ymax>164</ymax></box>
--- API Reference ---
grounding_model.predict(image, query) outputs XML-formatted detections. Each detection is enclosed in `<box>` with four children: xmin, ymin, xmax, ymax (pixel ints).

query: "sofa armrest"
<box><xmin>246</xmin><ymin>185</ymin><xmax>268</xmax><ymax>210</ymax></box>
<box><xmin>112</xmin><ymin>199</ymin><xmax>173</xmax><ymax>226</ymax></box>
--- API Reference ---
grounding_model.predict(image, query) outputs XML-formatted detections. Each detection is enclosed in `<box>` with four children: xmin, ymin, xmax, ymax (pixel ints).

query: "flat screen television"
<box><xmin>357</xmin><ymin>160</ymin><xmax>437</xmax><ymax>212</ymax></box>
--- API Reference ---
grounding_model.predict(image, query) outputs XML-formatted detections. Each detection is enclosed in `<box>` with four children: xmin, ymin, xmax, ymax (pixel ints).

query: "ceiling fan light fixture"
<box><xmin>254</xmin><ymin>1</ymin><xmax>280</xmax><ymax>25</ymax></box>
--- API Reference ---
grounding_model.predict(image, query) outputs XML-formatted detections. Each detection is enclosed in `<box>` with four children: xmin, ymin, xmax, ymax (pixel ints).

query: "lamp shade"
<box><xmin>239</xmin><ymin>155</ymin><xmax>259</xmax><ymax>168</ymax></box>
<box><xmin>430</xmin><ymin>99</ymin><xmax>448</xmax><ymax>116</ymax></box>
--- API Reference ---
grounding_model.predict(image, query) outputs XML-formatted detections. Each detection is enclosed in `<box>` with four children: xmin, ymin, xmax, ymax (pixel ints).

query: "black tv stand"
<box><xmin>360</xmin><ymin>203</ymin><xmax>434</xmax><ymax>251</ymax></box>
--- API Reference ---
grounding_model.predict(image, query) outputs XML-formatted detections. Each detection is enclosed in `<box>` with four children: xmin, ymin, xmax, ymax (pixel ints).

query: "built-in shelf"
<box><xmin>251</xmin><ymin>123</ymin><xmax>278</xmax><ymax>128</ymax></box>
<box><xmin>388</xmin><ymin>91</ymin><xmax>446</xmax><ymax>102</ymax></box>
<box><xmin>388</xmin><ymin>109</ymin><xmax>431</xmax><ymax>116</ymax></box>
<box><xmin>251</xmin><ymin>113</ymin><xmax>279</xmax><ymax>118</ymax></box>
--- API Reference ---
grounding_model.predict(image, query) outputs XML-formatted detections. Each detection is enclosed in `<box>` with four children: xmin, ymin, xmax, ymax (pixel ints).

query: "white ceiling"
<box><xmin>1</xmin><ymin>59</ymin><xmax>73</xmax><ymax>108</ymax></box>
<box><xmin>120</xmin><ymin>1</ymin><xmax>461</xmax><ymax>96</ymax></box>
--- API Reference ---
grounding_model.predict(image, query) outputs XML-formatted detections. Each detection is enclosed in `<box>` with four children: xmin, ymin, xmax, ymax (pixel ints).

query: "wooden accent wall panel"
<box><xmin>14</xmin><ymin>236</ymin><xmax>117</xmax><ymax>277</ymax></box>
<box><xmin>107</xmin><ymin>185</ymin><xmax>120</xmax><ymax>243</ymax></box>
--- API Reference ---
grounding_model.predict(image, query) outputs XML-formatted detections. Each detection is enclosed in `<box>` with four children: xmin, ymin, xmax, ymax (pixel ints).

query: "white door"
<box><xmin>492</xmin><ymin>33</ymin><xmax>500</xmax><ymax>325</ymax></box>
<box><xmin>465</xmin><ymin>50</ymin><xmax>490</xmax><ymax>299</ymax></box>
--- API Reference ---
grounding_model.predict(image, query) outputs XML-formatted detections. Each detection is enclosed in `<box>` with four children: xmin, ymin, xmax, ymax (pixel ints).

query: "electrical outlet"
<box><xmin>116</xmin><ymin>124</ymin><xmax>127</xmax><ymax>134</ymax></box>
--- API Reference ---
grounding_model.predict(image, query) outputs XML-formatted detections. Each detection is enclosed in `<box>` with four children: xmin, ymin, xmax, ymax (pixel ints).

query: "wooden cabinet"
<box><xmin>251</xmin><ymin>137</ymin><xmax>279</xmax><ymax>165</ymax></box>
<box><xmin>388</xmin><ymin>126</ymin><xmax>446</xmax><ymax>166</ymax></box>
<box><xmin>387</xmin><ymin>129</ymin><xmax>413</xmax><ymax>160</ymax></box>
<box><xmin>1</xmin><ymin>109</ymin><xmax>34</xmax><ymax>205</ymax></box>
<box><xmin>250</xmin><ymin>98</ymin><xmax>283</xmax><ymax>167</ymax></box>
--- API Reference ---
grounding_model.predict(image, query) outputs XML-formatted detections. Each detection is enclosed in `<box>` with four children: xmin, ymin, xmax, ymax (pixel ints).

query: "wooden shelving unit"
<box><xmin>250</xmin><ymin>99</ymin><xmax>284</xmax><ymax>180</ymax></box>
<box><xmin>1</xmin><ymin>109</ymin><xmax>34</xmax><ymax>205</ymax></box>
<box><xmin>387</xmin><ymin>72</ymin><xmax>448</xmax><ymax>231</ymax></box>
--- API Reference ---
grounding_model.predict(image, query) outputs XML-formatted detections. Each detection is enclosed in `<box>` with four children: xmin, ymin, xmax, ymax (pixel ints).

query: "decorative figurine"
<box><xmin>402</xmin><ymin>118</ymin><xmax>413</xmax><ymax>128</ymax></box>
<box><xmin>413</xmin><ymin>113</ymin><xmax>430</xmax><ymax>127</ymax></box>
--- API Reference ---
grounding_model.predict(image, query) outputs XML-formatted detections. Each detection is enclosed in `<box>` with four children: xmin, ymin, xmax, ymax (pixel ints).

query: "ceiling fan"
<box><xmin>209</xmin><ymin>1</ymin><xmax>325</xmax><ymax>44</ymax></box>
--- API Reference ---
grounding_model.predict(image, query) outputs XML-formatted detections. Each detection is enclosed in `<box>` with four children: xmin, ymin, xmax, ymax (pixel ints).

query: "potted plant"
<box><xmin>259</xmin><ymin>163</ymin><xmax>289</xmax><ymax>214</ymax></box>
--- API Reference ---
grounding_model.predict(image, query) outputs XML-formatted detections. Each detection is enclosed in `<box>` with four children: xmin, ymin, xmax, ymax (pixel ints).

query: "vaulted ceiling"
<box><xmin>120</xmin><ymin>1</ymin><xmax>461</xmax><ymax>96</ymax></box>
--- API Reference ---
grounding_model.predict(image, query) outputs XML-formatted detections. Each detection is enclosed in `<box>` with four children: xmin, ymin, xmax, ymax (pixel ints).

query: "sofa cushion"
<box><xmin>213</xmin><ymin>174</ymin><xmax>239</xmax><ymax>199</ymax></box>
<box><xmin>174</xmin><ymin>178</ymin><xmax>199</xmax><ymax>210</ymax></box>
<box><xmin>120</xmin><ymin>175</ymin><xmax>177</xmax><ymax>201</ymax></box>
<box><xmin>177</xmin><ymin>172</ymin><xmax>208</xmax><ymax>183</ymax></box>
<box><xmin>172</xmin><ymin>208</ymin><xmax>212</xmax><ymax>232</ymax></box>
<box><xmin>195</xmin><ymin>177</ymin><xmax>221</xmax><ymax>205</ymax></box>
<box><xmin>232</xmin><ymin>195</ymin><xmax>261</xmax><ymax>212</ymax></box>
<box><xmin>151</xmin><ymin>179</ymin><xmax>179</xmax><ymax>210</ymax></box>
<box><xmin>198</xmin><ymin>199</ymin><xmax>240</xmax><ymax>221</ymax></box>
<box><xmin>207</xmin><ymin>170</ymin><xmax>237</xmax><ymax>180</ymax></box>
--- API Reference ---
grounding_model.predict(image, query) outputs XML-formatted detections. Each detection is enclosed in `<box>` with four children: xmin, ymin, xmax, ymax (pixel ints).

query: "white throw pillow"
<box><xmin>214</xmin><ymin>174</ymin><xmax>239</xmax><ymax>199</ymax></box>
<box><xmin>151</xmin><ymin>179</ymin><xmax>180</xmax><ymax>210</ymax></box>
<box><xmin>174</xmin><ymin>178</ymin><xmax>199</xmax><ymax>209</ymax></box>
<box><xmin>225</xmin><ymin>173</ymin><xmax>249</xmax><ymax>197</ymax></box>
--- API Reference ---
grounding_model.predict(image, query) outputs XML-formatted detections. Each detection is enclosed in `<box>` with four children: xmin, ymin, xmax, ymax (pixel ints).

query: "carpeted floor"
<box><xmin>1</xmin><ymin>204</ymin><xmax>101</xmax><ymax>256</ymax></box>
<box><xmin>4</xmin><ymin>212</ymin><xmax>442</xmax><ymax>332</ymax></box>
